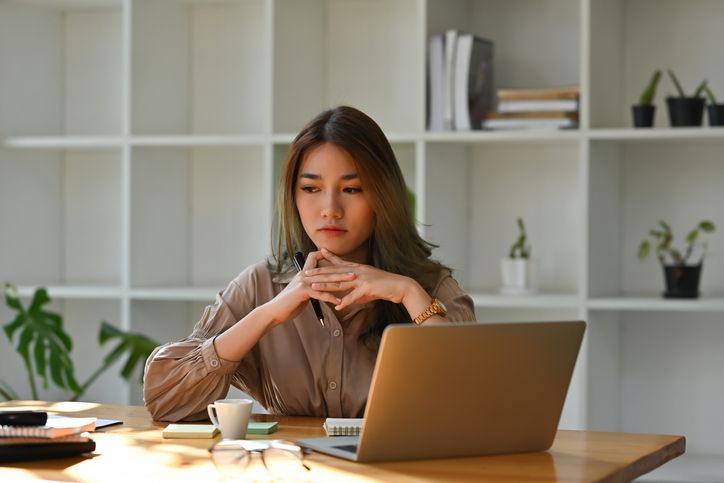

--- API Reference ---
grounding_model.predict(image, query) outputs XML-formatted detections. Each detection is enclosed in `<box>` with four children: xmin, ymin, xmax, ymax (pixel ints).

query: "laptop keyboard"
<box><xmin>332</xmin><ymin>444</ymin><xmax>358</xmax><ymax>453</ymax></box>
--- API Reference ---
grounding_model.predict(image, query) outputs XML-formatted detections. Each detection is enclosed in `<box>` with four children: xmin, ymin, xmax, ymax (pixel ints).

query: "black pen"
<box><xmin>293</xmin><ymin>251</ymin><xmax>325</xmax><ymax>327</ymax></box>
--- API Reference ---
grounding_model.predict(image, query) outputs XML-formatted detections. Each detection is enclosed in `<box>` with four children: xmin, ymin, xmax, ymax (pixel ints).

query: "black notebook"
<box><xmin>0</xmin><ymin>434</ymin><xmax>96</xmax><ymax>462</ymax></box>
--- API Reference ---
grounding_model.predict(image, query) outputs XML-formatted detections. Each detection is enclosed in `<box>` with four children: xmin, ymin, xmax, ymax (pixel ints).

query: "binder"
<box><xmin>0</xmin><ymin>434</ymin><xmax>96</xmax><ymax>462</ymax></box>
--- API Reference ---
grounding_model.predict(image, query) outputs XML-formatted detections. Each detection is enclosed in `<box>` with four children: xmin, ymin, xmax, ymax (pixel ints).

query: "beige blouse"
<box><xmin>143</xmin><ymin>260</ymin><xmax>476</xmax><ymax>422</ymax></box>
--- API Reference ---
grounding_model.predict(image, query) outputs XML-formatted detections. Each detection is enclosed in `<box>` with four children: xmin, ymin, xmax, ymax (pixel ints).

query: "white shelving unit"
<box><xmin>2</xmin><ymin>0</ymin><xmax>724</xmax><ymax>478</ymax></box>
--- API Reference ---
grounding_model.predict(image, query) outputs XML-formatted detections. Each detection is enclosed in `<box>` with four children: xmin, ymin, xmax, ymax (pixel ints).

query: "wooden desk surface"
<box><xmin>1</xmin><ymin>401</ymin><xmax>685</xmax><ymax>482</ymax></box>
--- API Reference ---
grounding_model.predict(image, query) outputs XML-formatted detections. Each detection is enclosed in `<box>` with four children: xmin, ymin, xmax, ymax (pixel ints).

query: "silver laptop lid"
<box><xmin>356</xmin><ymin>321</ymin><xmax>585</xmax><ymax>462</ymax></box>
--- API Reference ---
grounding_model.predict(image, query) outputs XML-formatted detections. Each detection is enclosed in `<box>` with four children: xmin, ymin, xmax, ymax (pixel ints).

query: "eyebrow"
<box><xmin>298</xmin><ymin>172</ymin><xmax>359</xmax><ymax>180</ymax></box>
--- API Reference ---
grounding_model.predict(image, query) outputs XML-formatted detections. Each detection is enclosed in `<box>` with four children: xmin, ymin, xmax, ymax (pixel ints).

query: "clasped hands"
<box><xmin>267</xmin><ymin>248</ymin><xmax>424</xmax><ymax>325</ymax></box>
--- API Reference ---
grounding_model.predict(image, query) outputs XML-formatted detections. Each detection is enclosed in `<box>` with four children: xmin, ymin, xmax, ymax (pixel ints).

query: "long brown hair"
<box><xmin>273</xmin><ymin>106</ymin><xmax>449</xmax><ymax>346</ymax></box>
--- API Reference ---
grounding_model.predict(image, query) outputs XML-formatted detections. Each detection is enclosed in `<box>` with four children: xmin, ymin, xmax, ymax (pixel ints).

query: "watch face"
<box><xmin>435</xmin><ymin>299</ymin><xmax>447</xmax><ymax>315</ymax></box>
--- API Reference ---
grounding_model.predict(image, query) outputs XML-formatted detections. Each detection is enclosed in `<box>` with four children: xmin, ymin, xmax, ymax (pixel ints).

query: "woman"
<box><xmin>143</xmin><ymin>106</ymin><xmax>475</xmax><ymax>421</ymax></box>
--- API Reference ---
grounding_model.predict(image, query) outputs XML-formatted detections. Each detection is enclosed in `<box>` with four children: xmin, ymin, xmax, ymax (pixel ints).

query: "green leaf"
<box><xmin>49</xmin><ymin>351</ymin><xmax>65</xmax><ymax>389</ymax></box>
<box><xmin>686</xmin><ymin>229</ymin><xmax>699</xmax><ymax>244</ymax></box>
<box><xmin>4</xmin><ymin>313</ymin><xmax>25</xmax><ymax>340</ymax></box>
<box><xmin>639</xmin><ymin>69</ymin><xmax>661</xmax><ymax>105</ymax></box>
<box><xmin>17</xmin><ymin>326</ymin><xmax>34</xmax><ymax>361</ymax></box>
<box><xmin>700</xmin><ymin>220</ymin><xmax>716</xmax><ymax>232</ymax></box>
<box><xmin>28</xmin><ymin>288</ymin><xmax>50</xmax><ymax>315</ymax></box>
<box><xmin>121</xmin><ymin>351</ymin><xmax>143</xmax><ymax>380</ymax></box>
<box><xmin>33</xmin><ymin>338</ymin><xmax>48</xmax><ymax>389</ymax></box>
<box><xmin>694</xmin><ymin>80</ymin><xmax>708</xmax><ymax>98</ymax></box>
<box><xmin>667</xmin><ymin>69</ymin><xmax>686</xmax><ymax>97</ymax></box>
<box><xmin>4</xmin><ymin>283</ymin><xmax>22</xmax><ymax>311</ymax></box>
<box><xmin>702</xmin><ymin>84</ymin><xmax>718</xmax><ymax>104</ymax></box>
<box><xmin>97</xmin><ymin>322</ymin><xmax>160</xmax><ymax>384</ymax></box>
<box><xmin>99</xmin><ymin>321</ymin><xmax>123</xmax><ymax>344</ymax></box>
<box><xmin>3</xmin><ymin>286</ymin><xmax>77</xmax><ymax>396</ymax></box>
<box><xmin>638</xmin><ymin>240</ymin><xmax>651</xmax><ymax>260</ymax></box>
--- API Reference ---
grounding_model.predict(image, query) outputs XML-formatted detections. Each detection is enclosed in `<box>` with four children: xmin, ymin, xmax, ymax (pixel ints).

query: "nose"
<box><xmin>320</xmin><ymin>191</ymin><xmax>343</xmax><ymax>219</ymax></box>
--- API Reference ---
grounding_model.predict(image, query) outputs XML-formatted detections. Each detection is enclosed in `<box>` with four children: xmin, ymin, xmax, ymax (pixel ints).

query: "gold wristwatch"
<box><xmin>413</xmin><ymin>298</ymin><xmax>447</xmax><ymax>325</ymax></box>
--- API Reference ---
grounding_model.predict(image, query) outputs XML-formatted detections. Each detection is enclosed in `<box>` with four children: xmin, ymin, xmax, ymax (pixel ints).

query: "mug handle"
<box><xmin>207</xmin><ymin>404</ymin><xmax>219</xmax><ymax>427</ymax></box>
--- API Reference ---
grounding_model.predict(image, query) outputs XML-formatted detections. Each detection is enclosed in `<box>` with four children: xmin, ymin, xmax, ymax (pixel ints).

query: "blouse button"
<box><xmin>210</xmin><ymin>359</ymin><xmax>219</xmax><ymax>368</ymax></box>
<box><xmin>329</xmin><ymin>381</ymin><xmax>337</xmax><ymax>390</ymax></box>
<box><xmin>333</xmin><ymin>329</ymin><xmax>341</xmax><ymax>337</ymax></box>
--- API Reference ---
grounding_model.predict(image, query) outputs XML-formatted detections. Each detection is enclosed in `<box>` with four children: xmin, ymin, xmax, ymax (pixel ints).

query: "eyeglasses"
<box><xmin>209</xmin><ymin>439</ymin><xmax>311</xmax><ymax>480</ymax></box>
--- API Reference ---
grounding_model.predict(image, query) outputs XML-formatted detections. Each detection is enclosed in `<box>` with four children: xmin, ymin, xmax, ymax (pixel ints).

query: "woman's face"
<box><xmin>295</xmin><ymin>142</ymin><xmax>375</xmax><ymax>263</ymax></box>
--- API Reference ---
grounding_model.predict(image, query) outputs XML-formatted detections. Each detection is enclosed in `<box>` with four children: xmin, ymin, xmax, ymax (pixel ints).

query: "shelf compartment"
<box><xmin>0</xmin><ymin>148</ymin><xmax>122</xmax><ymax>287</ymax></box>
<box><xmin>130</xmin><ymin>146</ymin><xmax>271</xmax><ymax>289</ymax></box>
<box><xmin>587</xmin><ymin>311</ymin><xmax>724</xmax><ymax>455</ymax></box>
<box><xmin>131</xmin><ymin>0</ymin><xmax>270</xmax><ymax>135</ymax></box>
<box><xmin>589</xmin><ymin>0</ymin><xmax>724</xmax><ymax>128</ymax></box>
<box><xmin>273</xmin><ymin>0</ymin><xmax>421</xmax><ymax>133</ymax></box>
<box><xmin>425</xmin><ymin>141</ymin><xmax>582</xmax><ymax>295</ymax></box>
<box><xmin>588</xmin><ymin>140</ymin><xmax>724</xmax><ymax>298</ymax></box>
<box><xmin>427</xmin><ymin>0</ymin><xmax>580</xmax><ymax>105</ymax></box>
<box><xmin>0</xmin><ymin>1</ymin><xmax>123</xmax><ymax>136</ymax></box>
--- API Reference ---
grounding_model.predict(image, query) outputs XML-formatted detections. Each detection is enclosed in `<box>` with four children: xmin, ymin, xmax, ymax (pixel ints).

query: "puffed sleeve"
<box><xmin>143</xmin><ymin>265</ymin><xmax>263</xmax><ymax>422</ymax></box>
<box><xmin>432</xmin><ymin>271</ymin><xmax>477</xmax><ymax>322</ymax></box>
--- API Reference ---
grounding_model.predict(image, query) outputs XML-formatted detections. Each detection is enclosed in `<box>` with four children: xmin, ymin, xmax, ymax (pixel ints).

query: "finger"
<box><xmin>335</xmin><ymin>287</ymin><xmax>365</xmax><ymax>311</ymax></box>
<box><xmin>310</xmin><ymin>280</ymin><xmax>356</xmax><ymax>292</ymax></box>
<box><xmin>307</xmin><ymin>289</ymin><xmax>341</xmax><ymax>306</ymax></box>
<box><xmin>303</xmin><ymin>271</ymin><xmax>356</xmax><ymax>282</ymax></box>
<box><xmin>302</xmin><ymin>250</ymin><xmax>325</xmax><ymax>270</ymax></box>
<box><xmin>320</xmin><ymin>247</ymin><xmax>357</xmax><ymax>267</ymax></box>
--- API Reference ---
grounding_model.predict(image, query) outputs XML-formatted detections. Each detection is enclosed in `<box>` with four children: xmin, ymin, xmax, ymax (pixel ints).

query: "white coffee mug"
<box><xmin>207</xmin><ymin>398</ymin><xmax>253</xmax><ymax>440</ymax></box>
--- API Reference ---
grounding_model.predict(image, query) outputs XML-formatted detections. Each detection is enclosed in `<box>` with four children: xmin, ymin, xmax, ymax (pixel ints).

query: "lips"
<box><xmin>318</xmin><ymin>226</ymin><xmax>346</xmax><ymax>235</ymax></box>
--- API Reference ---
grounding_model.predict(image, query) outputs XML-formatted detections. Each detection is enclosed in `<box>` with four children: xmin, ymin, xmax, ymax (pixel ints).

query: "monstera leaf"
<box><xmin>3</xmin><ymin>283</ymin><xmax>80</xmax><ymax>399</ymax></box>
<box><xmin>3</xmin><ymin>283</ymin><xmax>161</xmax><ymax>401</ymax></box>
<box><xmin>99</xmin><ymin>322</ymin><xmax>158</xmax><ymax>383</ymax></box>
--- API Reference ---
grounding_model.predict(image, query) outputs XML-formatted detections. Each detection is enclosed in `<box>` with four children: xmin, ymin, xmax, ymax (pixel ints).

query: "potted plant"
<box><xmin>638</xmin><ymin>220</ymin><xmax>716</xmax><ymax>298</ymax></box>
<box><xmin>632</xmin><ymin>69</ymin><xmax>661</xmax><ymax>128</ymax></box>
<box><xmin>666</xmin><ymin>70</ymin><xmax>707</xmax><ymax>127</ymax></box>
<box><xmin>1</xmin><ymin>283</ymin><xmax>159</xmax><ymax>401</ymax></box>
<box><xmin>702</xmin><ymin>84</ymin><xmax>724</xmax><ymax>127</ymax></box>
<box><xmin>500</xmin><ymin>217</ymin><xmax>535</xmax><ymax>295</ymax></box>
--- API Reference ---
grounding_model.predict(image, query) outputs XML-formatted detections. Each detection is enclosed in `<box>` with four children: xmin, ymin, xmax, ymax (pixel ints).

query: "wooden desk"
<box><xmin>1</xmin><ymin>401</ymin><xmax>685</xmax><ymax>482</ymax></box>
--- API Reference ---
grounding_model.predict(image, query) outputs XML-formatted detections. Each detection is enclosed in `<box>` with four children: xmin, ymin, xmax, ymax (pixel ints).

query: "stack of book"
<box><xmin>483</xmin><ymin>86</ymin><xmax>579</xmax><ymax>130</ymax></box>
<box><xmin>0</xmin><ymin>411</ymin><xmax>96</xmax><ymax>462</ymax></box>
<box><xmin>428</xmin><ymin>30</ymin><xmax>494</xmax><ymax>131</ymax></box>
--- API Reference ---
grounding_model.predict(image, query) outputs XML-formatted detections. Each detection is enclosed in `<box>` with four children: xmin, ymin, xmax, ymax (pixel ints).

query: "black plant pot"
<box><xmin>662</xmin><ymin>264</ymin><xmax>702</xmax><ymax>298</ymax></box>
<box><xmin>707</xmin><ymin>104</ymin><xmax>724</xmax><ymax>126</ymax></box>
<box><xmin>666</xmin><ymin>97</ymin><xmax>706</xmax><ymax>127</ymax></box>
<box><xmin>632</xmin><ymin>105</ymin><xmax>655</xmax><ymax>127</ymax></box>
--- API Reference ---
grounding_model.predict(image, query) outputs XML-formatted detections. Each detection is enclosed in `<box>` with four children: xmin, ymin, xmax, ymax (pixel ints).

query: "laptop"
<box><xmin>298</xmin><ymin>320</ymin><xmax>585</xmax><ymax>462</ymax></box>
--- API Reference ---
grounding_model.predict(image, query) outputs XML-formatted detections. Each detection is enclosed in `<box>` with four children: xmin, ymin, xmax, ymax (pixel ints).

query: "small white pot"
<box><xmin>500</xmin><ymin>258</ymin><xmax>536</xmax><ymax>295</ymax></box>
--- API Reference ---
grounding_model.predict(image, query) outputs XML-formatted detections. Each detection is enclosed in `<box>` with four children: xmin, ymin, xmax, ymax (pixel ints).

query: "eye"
<box><xmin>343</xmin><ymin>186</ymin><xmax>363</xmax><ymax>194</ymax></box>
<box><xmin>299</xmin><ymin>185</ymin><xmax>319</xmax><ymax>193</ymax></box>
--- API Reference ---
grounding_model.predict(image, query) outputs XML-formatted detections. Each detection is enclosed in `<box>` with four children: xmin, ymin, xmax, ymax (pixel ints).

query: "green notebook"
<box><xmin>246</xmin><ymin>422</ymin><xmax>278</xmax><ymax>435</ymax></box>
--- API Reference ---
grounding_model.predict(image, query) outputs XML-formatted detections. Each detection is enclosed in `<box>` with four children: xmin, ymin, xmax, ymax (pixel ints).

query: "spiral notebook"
<box><xmin>0</xmin><ymin>416</ymin><xmax>96</xmax><ymax>439</ymax></box>
<box><xmin>323</xmin><ymin>418</ymin><xmax>363</xmax><ymax>436</ymax></box>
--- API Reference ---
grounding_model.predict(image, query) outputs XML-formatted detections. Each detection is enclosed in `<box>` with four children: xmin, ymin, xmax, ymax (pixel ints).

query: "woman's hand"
<box><xmin>303</xmin><ymin>248</ymin><xmax>426</xmax><ymax>312</ymax></box>
<box><xmin>261</xmin><ymin>251</ymin><xmax>355</xmax><ymax>326</ymax></box>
